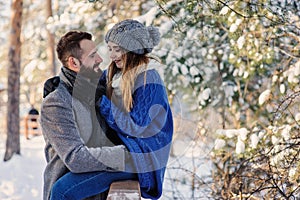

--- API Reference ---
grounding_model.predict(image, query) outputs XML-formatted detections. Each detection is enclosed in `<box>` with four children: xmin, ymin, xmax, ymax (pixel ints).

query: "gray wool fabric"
<box><xmin>105</xmin><ymin>19</ymin><xmax>161</xmax><ymax>54</ymax></box>
<box><xmin>40</xmin><ymin>70</ymin><xmax>125</xmax><ymax>200</ymax></box>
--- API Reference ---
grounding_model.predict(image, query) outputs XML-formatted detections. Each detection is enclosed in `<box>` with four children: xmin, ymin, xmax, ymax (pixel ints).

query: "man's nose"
<box><xmin>96</xmin><ymin>53</ymin><xmax>103</xmax><ymax>63</ymax></box>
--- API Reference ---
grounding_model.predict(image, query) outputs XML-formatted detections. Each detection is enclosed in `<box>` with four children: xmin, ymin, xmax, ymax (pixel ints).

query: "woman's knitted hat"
<box><xmin>105</xmin><ymin>19</ymin><xmax>161</xmax><ymax>54</ymax></box>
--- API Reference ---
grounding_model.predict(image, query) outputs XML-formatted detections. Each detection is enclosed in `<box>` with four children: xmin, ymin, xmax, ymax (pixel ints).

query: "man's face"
<box><xmin>78</xmin><ymin>39</ymin><xmax>103</xmax><ymax>77</ymax></box>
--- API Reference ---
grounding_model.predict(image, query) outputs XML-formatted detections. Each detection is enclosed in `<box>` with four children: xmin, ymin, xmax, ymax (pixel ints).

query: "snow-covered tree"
<box><xmin>153</xmin><ymin>0</ymin><xmax>300</xmax><ymax>198</ymax></box>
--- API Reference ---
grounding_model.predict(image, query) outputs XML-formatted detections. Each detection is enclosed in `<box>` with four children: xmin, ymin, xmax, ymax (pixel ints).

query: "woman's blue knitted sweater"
<box><xmin>98</xmin><ymin>67</ymin><xmax>173</xmax><ymax>199</ymax></box>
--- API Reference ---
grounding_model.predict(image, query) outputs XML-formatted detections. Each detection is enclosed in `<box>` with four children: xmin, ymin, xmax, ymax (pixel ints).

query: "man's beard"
<box><xmin>78</xmin><ymin>63</ymin><xmax>102</xmax><ymax>80</ymax></box>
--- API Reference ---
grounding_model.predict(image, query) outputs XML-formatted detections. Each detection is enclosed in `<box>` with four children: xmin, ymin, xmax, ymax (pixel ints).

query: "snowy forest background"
<box><xmin>0</xmin><ymin>0</ymin><xmax>300</xmax><ymax>199</ymax></box>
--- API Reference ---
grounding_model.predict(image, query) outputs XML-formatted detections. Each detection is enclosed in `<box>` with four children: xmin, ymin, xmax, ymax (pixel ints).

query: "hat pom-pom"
<box><xmin>147</xmin><ymin>26</ymin><xmax>161</xmax><ymax>46</ymax></box>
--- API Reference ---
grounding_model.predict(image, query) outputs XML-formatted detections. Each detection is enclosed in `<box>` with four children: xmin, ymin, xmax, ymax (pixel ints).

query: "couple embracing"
<box><xmin>41</xmin><ymin>19</ymin><xmax>173</xmax><ymax>200</ymax></box>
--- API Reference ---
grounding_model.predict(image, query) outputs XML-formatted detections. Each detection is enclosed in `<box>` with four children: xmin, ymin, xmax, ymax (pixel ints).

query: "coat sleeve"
<box><xmin>99</xmin><ymin>70</ymin><xmax>170</xmax><ymax>138</ymax></box>
<box><xmin>41</xmin><ymin>88</ymin><xmax>125</xmax><ymax>172</ymax></box>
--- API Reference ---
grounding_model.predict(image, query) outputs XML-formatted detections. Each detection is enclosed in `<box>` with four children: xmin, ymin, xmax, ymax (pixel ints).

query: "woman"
<box><xmin>98</xmin><ymin>19</ymin><xmax>174</xmax><ymax>199</ymax></box>
<box><xmin>51</xmin><ymin>19</ymin><xmax>173</xmax><ymax>200</ymax></box>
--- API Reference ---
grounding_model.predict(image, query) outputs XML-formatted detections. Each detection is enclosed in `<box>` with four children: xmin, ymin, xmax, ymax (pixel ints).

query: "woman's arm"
<box><xmin>99</xmin><ymin>69</ymin><xmax>170</xmax><ymax>138</ymax></box>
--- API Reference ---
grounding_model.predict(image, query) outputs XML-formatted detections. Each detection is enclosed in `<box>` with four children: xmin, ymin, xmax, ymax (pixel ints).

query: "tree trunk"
<box><xmin>46</xmin><ymin>0</ymin><xmax>56</xmax><ymax>76</ymax></box>
<box><xmin>4</xmin><ymin>0</ymin><xmax>23</xmax><ymax>162</ymax></box>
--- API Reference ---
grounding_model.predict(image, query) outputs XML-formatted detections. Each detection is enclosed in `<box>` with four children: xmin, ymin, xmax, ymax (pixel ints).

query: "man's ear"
<box><xmin>68</xmin><ymin>57</ymin><xmax>80</xmax><ymax>72</ymax></box>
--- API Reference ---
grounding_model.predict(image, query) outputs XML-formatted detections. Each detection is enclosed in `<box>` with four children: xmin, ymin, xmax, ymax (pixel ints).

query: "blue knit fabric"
<box><xmin>98</xmin><ymin>69</ymin><xmax>173</xmax><ymax>199</ymax></box>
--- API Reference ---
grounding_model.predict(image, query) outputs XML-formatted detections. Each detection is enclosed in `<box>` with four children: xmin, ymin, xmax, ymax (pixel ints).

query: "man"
<box><xmin>40</xmin><ymin>31</ymin><xmax>125</xmax><ymax>200</ymax></box>
<box><xmin>24</xmin><ymin>104</ymin><xmax>40</xmax><ymax>139</ymax></box>
<box><xmin>28</xmin><ymin>104</ymin><xmax>39</xmax><ymax>130</ymax></box>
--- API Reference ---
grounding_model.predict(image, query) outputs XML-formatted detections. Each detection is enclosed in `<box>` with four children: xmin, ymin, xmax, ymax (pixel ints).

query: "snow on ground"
<box><xmin>0</xmin><ymin>134</ymin><xmax>46</xmax><ymax>200</ymax></box>
<box><xmin>0</xmin><ymin>117</ymin><xmax>212</xmax><ymax>200</ymax></box>
<box><xmin>0</xmin><ymin>134</ymin><xmax>152</xmax><ymax>200</ymax></box>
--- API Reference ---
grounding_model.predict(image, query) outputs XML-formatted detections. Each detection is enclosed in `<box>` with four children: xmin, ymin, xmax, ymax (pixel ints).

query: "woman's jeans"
<box><xmin>50</xmin><ymin>171</ymin><xmax>137</xmax><ymax>200</ymax></box>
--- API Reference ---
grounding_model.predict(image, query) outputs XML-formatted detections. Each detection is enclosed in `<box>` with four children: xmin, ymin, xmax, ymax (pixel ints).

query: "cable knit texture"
<box><xmin>98</xmin><ymin>62</ymin><xmax>173</xmax><ymax>199</ymax></box>
<box><xmin>105</xmin><ymin>19</ymin><xmax>161</xmax><ymax>55</ymax></box>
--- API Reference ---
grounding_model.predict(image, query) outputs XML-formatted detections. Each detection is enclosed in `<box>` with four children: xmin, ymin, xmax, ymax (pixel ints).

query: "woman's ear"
<box><xmin>67</xmin><ymin>57</ymin><xmax>80</xmax><ymax>72</ymax></box>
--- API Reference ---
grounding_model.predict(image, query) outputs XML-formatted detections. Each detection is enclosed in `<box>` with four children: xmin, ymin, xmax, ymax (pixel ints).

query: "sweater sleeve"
<box><xmin>99</xmin><ymin>69</ymin><xmax>169</xmax><ymax>138</ymax></box>
<box><xmin>41</xmin><ymin>87</ymin><xmax>125</xmax><ymax>172</ymax></box>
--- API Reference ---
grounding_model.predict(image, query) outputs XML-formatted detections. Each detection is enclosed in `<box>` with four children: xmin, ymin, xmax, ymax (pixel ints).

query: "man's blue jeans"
<box><xmin>50</xmin><ymin>171</ymin><xmax>137</xmax><ymax>200</ymax></box>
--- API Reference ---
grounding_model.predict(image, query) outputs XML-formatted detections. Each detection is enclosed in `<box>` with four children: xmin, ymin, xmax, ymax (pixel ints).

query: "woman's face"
<box><xmin>107</xmin><ymin>41</ymin><xmax>124</xmax><ymax>68</ymax></box>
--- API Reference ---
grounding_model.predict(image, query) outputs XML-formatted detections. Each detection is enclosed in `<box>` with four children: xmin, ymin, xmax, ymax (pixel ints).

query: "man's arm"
<box><xmin>41</xmin><ymin>88</ymin><xmax>125</xmax><ymax>172</ymax></box>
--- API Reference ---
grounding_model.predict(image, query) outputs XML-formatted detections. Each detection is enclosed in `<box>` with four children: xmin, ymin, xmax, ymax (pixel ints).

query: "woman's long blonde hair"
<box><xmin>107</xmin><ymin>51</ymin><xmax>150</xmax><ymax>112</ymax></box>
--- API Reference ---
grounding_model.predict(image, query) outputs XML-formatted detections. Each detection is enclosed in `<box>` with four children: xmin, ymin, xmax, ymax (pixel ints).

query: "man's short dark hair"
<box><xmin>56</xmin><ymin>31</ymin><xmax>92</xmax><ymax>67</ymax></box>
